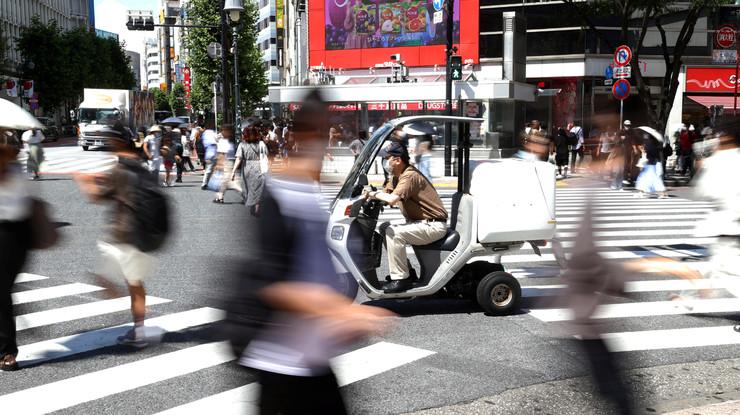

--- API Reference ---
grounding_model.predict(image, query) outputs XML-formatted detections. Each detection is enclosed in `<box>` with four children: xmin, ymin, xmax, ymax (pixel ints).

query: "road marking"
<box><xmin>603</xmin><ymin>326</ymin><xmax>740</xmax><ymax>352</ymax></box>
<box><xmin>555</xmin><ymin>214</ymin><xmax>707</xmax><ymax>223</ymax></box>
<box><xmin>528</xmin><ymin>297</ymin><xmax>740</xmax><ymax>321</ymax></box>
<box><xmin>501</xmin><ymin>248</ymin><xmax>709</xmax><ymax>264</ymax></box>
<box><xmin>556</xmin><ymin>229</ymin><xmax>698</xmax><ymax>238</ymax></box>
<box><xmin>154</xmin><ymin>342</ymin><xmax>436</xmax><ymax>415</ymax></box>
<box><xmin>517</xmin><ymin>237</ymin><xmax>714</xmax><ymax>250</ymax></box>
<box><xmin>15</xmin><ymin>296</ymin><xmax>172</xmax><ymax>331</ymax></box>
<box><xmin>0</xmin><ymin>342</ymin><xmax>234</xmax><ymax>415</ymax></box>
<box><xmin>11</xmin><ymin>283</ymin><xmax>104</xmax><ymax>305</ymax></box>
<box><xmin>14</xmin><ymin>307</ymin><xmax>224</xmax><ymax>367</ymax></box>
<box><xmin>557</xmin><ymin>208</ymin><xmax>713</xmax><ymax>215</ymax></box>
<box><xmin>521</xmin><ymin>278</ymin><xmax>739</xmax><ymax>297</ymax></box>
<box><xmin>43</xmin><ymin>158</ymin><xmax>117</xmax><ymax>174</ymax></box>
<box><xmin>555</xmin><ymin>221</ymin><xmax>698</xmax><ymax>230</ymax></box>
<box><xmin>15</xmin><ymin>273</ymin><xmax>49</xmax><ymax>284</ymax></box>
<box><xmin>557</xmin><ymin>201</ymin><xmax>714</xmax><ymax>207</ymax></box>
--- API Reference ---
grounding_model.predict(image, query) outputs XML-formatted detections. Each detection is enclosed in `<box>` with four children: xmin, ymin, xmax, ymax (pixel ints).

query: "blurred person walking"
<box><xmin>160</xmin><ymin>132</ymin><xmax>176</xmax><ymax>187</ymax></box>
<box><xmin>553</xmin><ymin>127</ymin><xmax>571</xmax><ymax>178</ymax></box>
<box><xmin>678</xmin><ymin>125</ymin><xmax>697</xmax><ymax>176</ymax></box>
<box><xmin>348</xmin><ymin>130</ymin><xmax>368</xmax><ymax>161</ymax></box>
<box><xmin>21</xmin><ymin>127</ymin><xmax>44</xmax><ymax>180</ymax></box>
<box><xmin>200</xmin><ymin>121</ymin><xmax>221</xmax><ymax>190</ymax></box>
<box><xmin>596</xmin><ymin>127</ymin><xmax>615</xmax><ymax>179</ymax></box>
<box><xmin>231</xmin><ymin>125</ymin><xmax>267</xmax><ymax>216</ymax></box>
<box><xmin>179</xmin><ymin>126</ymin><xmax>195</xmax><ymax>173</ymax></box>
<box><xmin>227</xmin><ymin>91</ymin><xmax>394</xmax><ymax>414</ymax></box>
<box><xmin>75</xmin><ymin>127</ymin><xmax>168</xmax><ymax>348</ymax></box>
<box><xmin>213</xmin><ymin>125</ymin><xmax>242</xmax><ymax>204</ymax></box>
<box><xmin>607</xmin><ymin>133</ymin><xmax>626</xmax><ymax>190</ymax></box>
<box><xmin>635</xmin><ymin>132</ymin><xmax>668</xmax><ymax>199</ymax></box>
<box><xmin>143</xmin><ymin>125</ymin><xmax>163</xmax><ymax>182</ymax></box>
<box><xmin>568</xmin><ymin>122</ymin><xmax>585</xmax><ymax>172</ymax></box>
<box><xmin>0</xmin><ymin>130</ymin><xmax>56</xmax><ymax>370</ymax></box>
<box><xmin>191</xmin><ymin>124</ymin><xmax>205</xmax><ymax>170</ymax></box>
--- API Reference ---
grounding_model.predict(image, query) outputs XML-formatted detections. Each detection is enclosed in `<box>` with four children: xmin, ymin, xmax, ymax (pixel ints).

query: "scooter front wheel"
<box><xmin>476</xmin><ymin>271</ymin><xmax>521</xmax><ymax>315</ymax></box>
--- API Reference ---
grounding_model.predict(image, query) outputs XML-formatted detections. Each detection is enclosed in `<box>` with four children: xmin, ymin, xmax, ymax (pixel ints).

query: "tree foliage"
<box><xmin>0</xmin><ymin>24</ymin><xmax>8</xmax><ymax>72</ymax></box>
<box><xmin>561</xmin><ymin>0</ymin><xmax>733</xmax><ymax>132</ymax></box>
<box><xmin>169</xmin><ymin>83</ymin><xmax>186</xmax><ymax>115</ymax></box>
<box><xmin>184</xmin><ymin>0</ymin><xmax>267</xmax><ymax>120</ymax></box>
<box><xmin>150</xmin><ymin>87</ymin><xmax>171</xmax><ymax>112</ymax></box>
<box><xmin>16</xmin><ymin>17</ymin><xmax>136</xmax><ymax>112</ymax></box>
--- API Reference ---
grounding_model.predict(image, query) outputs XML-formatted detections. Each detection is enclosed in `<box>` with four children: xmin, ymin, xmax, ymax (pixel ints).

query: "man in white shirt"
<box><xmin>200</xmin><ymin>123</ymin><xmax>229</xmax><ymax>189</ymax></box>
<box><xmin>568</xmin><ymin>122</ymin><xmax>585</xmax><ymax>172</ymax></box>
<box><xmin>21</xmin><ymin>128</ymin><xmax>45</xmax><ymax>180</ymax></box>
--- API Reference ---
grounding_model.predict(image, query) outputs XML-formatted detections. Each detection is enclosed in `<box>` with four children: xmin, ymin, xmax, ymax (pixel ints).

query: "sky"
<box><xmin>94</xmin><ymin>0</ymin><xmax>159</xmax><ymax>88</ymax></box>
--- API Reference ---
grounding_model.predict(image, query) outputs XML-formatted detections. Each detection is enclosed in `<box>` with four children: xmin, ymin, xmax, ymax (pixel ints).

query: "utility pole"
<box><xmin>444</xmin><ymin>0</ymin><xmax>455</xmax><ymax>176</ymax></box>
<box><xmin>220</xmin><ymin>0</ymin><xmax>231</xmax><ymax>124</ymax></box>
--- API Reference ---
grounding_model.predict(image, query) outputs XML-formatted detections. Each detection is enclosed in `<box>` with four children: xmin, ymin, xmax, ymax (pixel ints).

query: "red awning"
<box><xmin>687</xmin><ymin>95</ymin><xmax>740</xmax><ymax>110</ymax></box>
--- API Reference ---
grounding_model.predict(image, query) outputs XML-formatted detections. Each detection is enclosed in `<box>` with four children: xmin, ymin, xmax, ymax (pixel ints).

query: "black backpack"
<box><xmin>121</xmin><ymin>159</ymin><xmax>170</xmax><ymax>252</ymax></box>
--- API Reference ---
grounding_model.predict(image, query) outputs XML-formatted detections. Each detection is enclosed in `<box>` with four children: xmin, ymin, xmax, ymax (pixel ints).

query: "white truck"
<box><xmin>77</xmin><ymin>89</ymin><xmax>155</xmax><ymax>150</ymax></box>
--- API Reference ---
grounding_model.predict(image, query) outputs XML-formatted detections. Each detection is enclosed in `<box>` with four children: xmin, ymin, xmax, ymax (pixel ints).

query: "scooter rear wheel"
<box><xmin>476</xmin><ymin>271</ymin><xmax>521</xmax><ymax>315</ymax></box>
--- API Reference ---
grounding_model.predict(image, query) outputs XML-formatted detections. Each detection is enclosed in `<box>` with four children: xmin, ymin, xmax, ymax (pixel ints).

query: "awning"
<box><xmin>687</xmin><ymin>95</ymin><xmax>739</xmax><ymax>110</ymax></box>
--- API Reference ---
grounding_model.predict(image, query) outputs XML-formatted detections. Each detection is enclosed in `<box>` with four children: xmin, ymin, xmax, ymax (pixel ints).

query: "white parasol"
<box><xmin>0</xmin><ymin>98</ymin><xmax>43</xmax><ymax>130</ymax></box>
<box><xmin>636</xmin><ymin>126</ymin><xmax>664</xmax><ymax>143</ymax></box>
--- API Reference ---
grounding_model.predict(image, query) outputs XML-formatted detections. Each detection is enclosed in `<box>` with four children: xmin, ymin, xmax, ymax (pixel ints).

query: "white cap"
<box><xmin>623</xmin><ymin>120</ymin><xmax>631</xmax><ymax>126</ymax></box>
<box><xmin>402</xmin><ymin>123</ymin><xmax>434</xmax><ymax>136</ymax></box>
<box><xmin>688</xmin><ymin>125</ymin><xmax>695</xmax><ymax>131</ymax></box>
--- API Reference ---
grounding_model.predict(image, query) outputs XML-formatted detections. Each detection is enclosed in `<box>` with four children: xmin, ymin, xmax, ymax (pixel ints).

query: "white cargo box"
<box><xmin>470</xmin><ymin>159</ymin><xmax>556</xmax><ymax>244</ymax></box>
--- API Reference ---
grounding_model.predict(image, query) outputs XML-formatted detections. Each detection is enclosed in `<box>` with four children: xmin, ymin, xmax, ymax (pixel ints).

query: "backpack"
<box><xmin>121</xmin><ymin>159</ymin><xmax>170</xmax><ymax>252</ymax></box>
<box><xmin>220</xmin><ymin>186</ymin><xmax>295</xmax><ymax>356</ymax></box>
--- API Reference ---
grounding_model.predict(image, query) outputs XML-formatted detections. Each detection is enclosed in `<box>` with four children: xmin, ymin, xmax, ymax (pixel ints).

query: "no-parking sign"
<box><xmin>612</xmin><ymin>79</ymin><xmax>631</xmax><ymax>101</ymax></box>
<box><xmin>614</xmin><ymin>45</ymin><xmax>632</xmax><ymax>67</ymax></box>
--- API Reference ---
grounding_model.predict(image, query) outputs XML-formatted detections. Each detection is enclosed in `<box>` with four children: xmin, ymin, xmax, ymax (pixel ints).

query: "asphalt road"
<box><xmin>2</xmin><ymin>147</ymin><xmax>739</xmax><ymax>415</ymax></box>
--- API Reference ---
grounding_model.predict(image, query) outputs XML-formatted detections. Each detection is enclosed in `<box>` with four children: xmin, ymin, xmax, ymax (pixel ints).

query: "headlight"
<box><xmin>331</xmin><ymin>225</ymin><xmax>345</xmax><ymax>241</ymax></box>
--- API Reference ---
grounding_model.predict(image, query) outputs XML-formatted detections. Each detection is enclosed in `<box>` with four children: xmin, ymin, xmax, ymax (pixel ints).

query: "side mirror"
<box><xmin>358</xmin><ymin>174</ymin><xmax>368</xmax><ymax>186</ymax></box>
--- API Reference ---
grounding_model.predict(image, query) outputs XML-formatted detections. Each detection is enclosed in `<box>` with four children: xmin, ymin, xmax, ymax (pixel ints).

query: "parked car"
<box><xmin>36</xmin><ymin>117</ymin><xmax>59</xmax><ymax>141</ymax></box>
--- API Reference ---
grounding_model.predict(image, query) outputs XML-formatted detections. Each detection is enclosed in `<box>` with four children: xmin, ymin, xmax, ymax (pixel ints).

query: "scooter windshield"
<box><xmin>330</xmin><ymin>123</ymin><xmax>393</xmax><ymax>211</ymax></box>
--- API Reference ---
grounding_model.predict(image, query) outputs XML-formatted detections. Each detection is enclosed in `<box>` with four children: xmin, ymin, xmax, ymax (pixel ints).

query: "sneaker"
<box><xmin>117</xmin><ymin>328</ymin><xmax>148</xmax><ymax>348</ymax></box>
<box><xmin>200</xmin><ymin>184</ymin><xmax>208</xmax><ymax>190</ymax></box>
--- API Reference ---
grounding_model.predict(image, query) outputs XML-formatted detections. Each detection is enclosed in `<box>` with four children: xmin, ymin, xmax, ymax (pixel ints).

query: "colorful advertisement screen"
<box><xmin>324</xmin><ymin>0</ymin><xmax>459</xmax><ymax>50</ymax></box>
<box><xmin>309</xmin><ymin>0</ymin><xmax>478</xmax><ymax>69</ymax></box>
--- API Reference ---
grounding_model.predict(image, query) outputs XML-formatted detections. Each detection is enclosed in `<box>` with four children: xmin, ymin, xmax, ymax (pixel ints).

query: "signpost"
<box><xmin>613</xmin><ymin>45</ymin><xmax>632</xmax><ymax>127</ymax></box>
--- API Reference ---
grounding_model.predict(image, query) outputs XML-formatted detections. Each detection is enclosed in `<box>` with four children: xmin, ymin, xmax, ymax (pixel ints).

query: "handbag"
<box><xmin>207</xmin><ymin>170</ymin><xmax>223</xmax><ymax>192</ymax></box>
<box><xmin>30</xmin><ymin>198</ymin><xmax>58</xmax><ymax>250</ymax></box>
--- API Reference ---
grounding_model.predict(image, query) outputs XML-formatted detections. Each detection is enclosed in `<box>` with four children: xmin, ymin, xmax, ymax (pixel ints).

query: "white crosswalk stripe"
<box><xmin>18</xmin><ymin>147</ymin><xmax>117</xmax><ymax>175</ymax></box>
<box><xmin>3</xmin><ymin>273</ymin><xmax>438</xmax><ymax>413</ymax></box>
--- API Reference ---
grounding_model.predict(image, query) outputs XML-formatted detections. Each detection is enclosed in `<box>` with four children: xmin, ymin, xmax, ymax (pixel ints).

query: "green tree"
<box><xmin>184</xmin><ymin>0</ymin><xmax>267</xmax><ymax>119</ymax></box>
<box><xmin>169</xmin><ymin>83</ymin><xmax>186</xmax><ymax>115</ymax></box>
<box><xmin>0</xmin><ymin>24</ymin><xmax>8</xmax><ymax>72</ymax></box>
<box><xmin>561</xmin><ymin>0</ymin><xmax>733</xmax><ymax>132</ymax></box>
<box><xmin>150</xmin><ymin>87</ymin><xmax>171</xmax><ymax>112</ymax></box>
<box><xmin>17</xmin><ymin>18</ymin><xmax>136</xmax><ymax>113</ymax></box>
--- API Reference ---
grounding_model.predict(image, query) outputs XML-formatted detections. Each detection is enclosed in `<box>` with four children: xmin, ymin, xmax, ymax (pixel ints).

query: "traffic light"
<box><xmin>126</xmin><ymin>10</ymin><xmax>155</xmax><ymax>31</ymax></box>
<box><xmin>450</xmin><ymin>55</ymin><xmax>462</xmax><ymax>81</ymax></box>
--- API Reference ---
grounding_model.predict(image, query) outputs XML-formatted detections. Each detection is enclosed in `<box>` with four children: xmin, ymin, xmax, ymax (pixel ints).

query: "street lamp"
<box><xmin>224</xmin><ymin>0</ymin><xmax>244</xmax><ymax>130</ymax></box>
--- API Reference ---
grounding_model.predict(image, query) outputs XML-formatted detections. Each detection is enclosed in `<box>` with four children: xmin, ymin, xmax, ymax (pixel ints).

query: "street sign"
<box><xmin>604</xmin><ymin>64</ymin><xmax>614</xmax><ymax>80</ymax></box>
<box><xmin>614</xmin><ymin>45</ymin><xmax>632</xmax><ymax>67</ymax></box>
<box><xmin>614</xmin><ymin>66</ymin><xmax>631</xmax><ymax>79</ymax></box>
<box><xmin>432</xmin><ymin>0</ymin><xmax>444</xmax><ymax>12</ymax></box>
<box><xmin>612</xmin><ymin>79</ymin><xmax>631</xmax><ymax>101</ymax></box>
<box><xmin>450</xmin><ymin>55</ymin><xmax>462</xmax><ymax>80</ymax></box>
<box><xmin>433</xmin><ymin>10</ymin><xmax>443</xmax><ymax>24</ymax></box>
<box><xmin>604</xmin><ymin>79</ymin><xmax>613</xmax><ymax>86</ymax></box>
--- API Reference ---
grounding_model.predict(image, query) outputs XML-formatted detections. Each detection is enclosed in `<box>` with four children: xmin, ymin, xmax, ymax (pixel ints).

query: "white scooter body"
<box><xmin>326</xmin><ymin>116</ymin><xmax>556</xmax><ymax>314</ymax></box>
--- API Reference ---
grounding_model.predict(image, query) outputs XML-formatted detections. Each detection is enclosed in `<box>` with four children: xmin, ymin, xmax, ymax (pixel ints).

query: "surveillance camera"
<box><xmin>390</xmin><ymin>54</ymin><xmax>400</xmax><ymax>61</ymax></box>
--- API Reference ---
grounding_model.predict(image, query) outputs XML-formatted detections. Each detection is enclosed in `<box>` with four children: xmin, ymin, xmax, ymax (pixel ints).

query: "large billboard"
<box><xmin>310</xmin><ymin>0</ymin><xmax>478</xmax><ymax>69</ymax></box>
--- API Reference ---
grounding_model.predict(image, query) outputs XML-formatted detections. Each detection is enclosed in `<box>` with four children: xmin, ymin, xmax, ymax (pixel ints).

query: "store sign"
<box><xmin>392</xmin><ymin>101</ymin><xmax>424</xmax><ymax>111</ymax></box>
<box><xmin>686</xmin><ymin>67</ymin><xmax>737</xmax><ymax>93</ymax></box>
<box><xmin>367</xmin><ymin>102</ymin><xmax>389</xmax><ymax>111</ymax></box>
<box><xmin>716</xmin><ymin>25</ymin><xmax>736</xmax><ymax>49</ymax></box>
<box><xmin>328</xmin><ymin>103</ymin><xmax>358</xmax><ymax>111</ymax></box>
<box><xmin>425</xmin><ymin>100</ymin><xmax>459</xmax><ymax>111</ymax></box>
<box><xmin>183</xmin><ymin>67</ymin><xmax>192</xmax><ymax>109</ymax></box>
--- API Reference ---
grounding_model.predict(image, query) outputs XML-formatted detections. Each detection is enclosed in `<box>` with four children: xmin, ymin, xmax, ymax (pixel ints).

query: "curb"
<box><xmin>663</xmin><ymin>400</ymin><xmax>740</xmax><ymax>415</ymax></box>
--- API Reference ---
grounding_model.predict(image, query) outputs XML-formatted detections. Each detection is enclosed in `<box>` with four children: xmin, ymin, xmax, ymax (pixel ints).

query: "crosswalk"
<box><xmin>18</xmin><ymin>147</ymin><xmax>117</xmax><ymax>174</ymax></box>
<box><xmin>3</xmin><ymin>272</ymin><xmax>436</xmax><ymax>414</ymax></box>
<box><xmin>4</xmin><ymin>186</ymin><xmax>738</xmax><ymax>413</ymax></box>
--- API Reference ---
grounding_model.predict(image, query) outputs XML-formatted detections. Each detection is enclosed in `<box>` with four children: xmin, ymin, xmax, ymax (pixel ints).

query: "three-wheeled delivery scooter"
<box><xmin>326</xmin><ymin>116</ymin><xmax>556</xmax><ymax>315</ymax></box>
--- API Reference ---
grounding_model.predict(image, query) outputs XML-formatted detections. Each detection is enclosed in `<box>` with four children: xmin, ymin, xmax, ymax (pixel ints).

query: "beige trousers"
<box><xmin>386</xmin><ymin>221</ymin><xmax>447</xmax><ymax>280</ymax></box>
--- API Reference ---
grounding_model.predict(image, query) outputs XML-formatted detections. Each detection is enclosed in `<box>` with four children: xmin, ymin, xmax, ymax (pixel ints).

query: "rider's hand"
<box><xmin>363</xmin><ymin>189</ymin><xmax>372</xmax><ymax>201</ymax></box>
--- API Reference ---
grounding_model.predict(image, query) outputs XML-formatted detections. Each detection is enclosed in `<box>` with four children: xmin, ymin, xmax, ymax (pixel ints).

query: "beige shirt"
<box><xmin>387</xmin><ymin>166</ymin><xmax>447</xmax><ymax>221</ymax></box>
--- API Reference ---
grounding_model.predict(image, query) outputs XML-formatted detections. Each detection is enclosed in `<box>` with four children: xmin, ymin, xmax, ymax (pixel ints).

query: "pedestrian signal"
<box><xmin>450</xmin><ymin>55</ymin><xmax>462</xmax><ymax>81</ymax></box>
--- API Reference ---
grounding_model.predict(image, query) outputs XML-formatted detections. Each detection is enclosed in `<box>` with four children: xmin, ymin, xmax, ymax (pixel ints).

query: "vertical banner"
<box><xmin>23</xmin><ymin>80</ymin><xmax>34</xmax><ymax>98</ymax></box>
<box><xmin>277</xmin><ymin>0</ymin><xmax>285</xmax><ymax>67</ymax></box>
<box><xmin>183</xmin><ymin>67</ymin><xmax>192</xmax><ymax>110</ymax></box>
<box><xmin>5</xmin><ymin>80</ymin><xmax>18</xmax><ymax>97</ymax></box>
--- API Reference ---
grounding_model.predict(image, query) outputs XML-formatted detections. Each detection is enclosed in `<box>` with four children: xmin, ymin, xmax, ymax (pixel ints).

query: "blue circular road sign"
<box><xmin>433</xmin><ymin>0</ymin><xmax>445</xmax><ymax>12</ymax></box>
<box><xmin>612</xmin><ymin>79</ymin><xmax>631</xmax><ymax>101</ymax></box>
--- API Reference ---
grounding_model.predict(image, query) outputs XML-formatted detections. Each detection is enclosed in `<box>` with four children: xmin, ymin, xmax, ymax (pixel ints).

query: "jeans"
<box><xmin>570</xmin><ymin>148</ymin><xmax>584</xmax><ymax>170</ymax></box>
<box><xmin>201</xmin><ymin>158</ymin><xmax>217</xmax><ymax>186</ymax></box>
<box><xmin>611</xmin><ymin>167</ymin><xmax>624</xmax><ymax>189</ymax></box>
<box><xmin>418</xmin><ymin>154</ymin><xmax>432</xmax><ymax>181</ymax></box>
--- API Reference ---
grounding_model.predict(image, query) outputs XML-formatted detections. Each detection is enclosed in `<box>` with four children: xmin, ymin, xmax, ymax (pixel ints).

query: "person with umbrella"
<box><xmin>634</xmin><ymin>127</ymin><xmax>668</xmax><ymax>199</ymax></box>
<box><xmin>21</xmin><ymin>127</ymin><xmax>45</xmax><ymax>180</ymax></box>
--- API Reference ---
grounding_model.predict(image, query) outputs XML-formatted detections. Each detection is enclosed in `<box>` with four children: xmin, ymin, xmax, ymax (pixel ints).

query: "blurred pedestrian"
<box><xmin>348</xmin><ymin>130</ymin><xmax>368</xmax><ymax>161</ymax></box>
<box><xmin>180</xmin><ymin>126</ymin><xmax>195</xmax><ymax>173</ymax></box>
<box><xmin>191</xmin><ymin>124</ymin><xmax>205</xmax><ymax>170</ymax></box>
<box><xmin>568</xmin><ymin>122</ymin><xmax>585</xmax><ymax>172</ymax></box>
<box><xmin>75</xmin><ymin>127</ymin><xmax>164</xmax><ymax>348</ymax></box>
<box><xmin>200</xmin><ymin>121</ymin><xmax>220</xmax><ymax>190</ymax></box>
<box><xmin>679</xmin><ymin>125</ymin><xmax>697</xmax><ymax>176</ymax></box>
<box><xmin>21</xmin><ymin>127</ymin><xmax>44</xmax><ymax>180</ymax></box>
<box><xmin>635</xmin><ymin>132</ymin><xmax>668</xmax><ymax>199</ymax></box>
<box><xmin>232</xmin><ymin>91</ymin><xmax>394</xmax><ymax>414</ymax></box>
<box><xmin>0</xmin><ymin>130</ymin><xmax>34</xmax><ymax>370</ymax></box>
<box><xmin>143</xmin><ymin>125</ymin><xmax>163</xmax><ymax>182</ymax></box>
<box><xmin>231</xmin><ymin>125</ymin><xmax>267</xmax><ymax>216</ymax></box>
<box><xmin>161</xmin><ymin>132</ymin><xmax>176</xmax><ymax>187</ymax></box>
<box><xmin>620</xmin><ymin>120</ymin><xmax>640</xmax><ymax>185</ymax></box>
<box><xmin>607</xmin><ymin>133</ymin><xmax>625</xmax><ymax>190</ymax></box>
<box><xmin>553</xmin><ymin>127</ymin><xmax>571</xmax><ymax>178</ymax></box>
<box><xmin>596</xmin><ymin>126</ymin><xmax>615</xmax><ymax>179</ymax></box>
<box><xmin>213</xmin><ymin>125</ymin><xmax>241</xmax><ymax>203</ymax></box>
